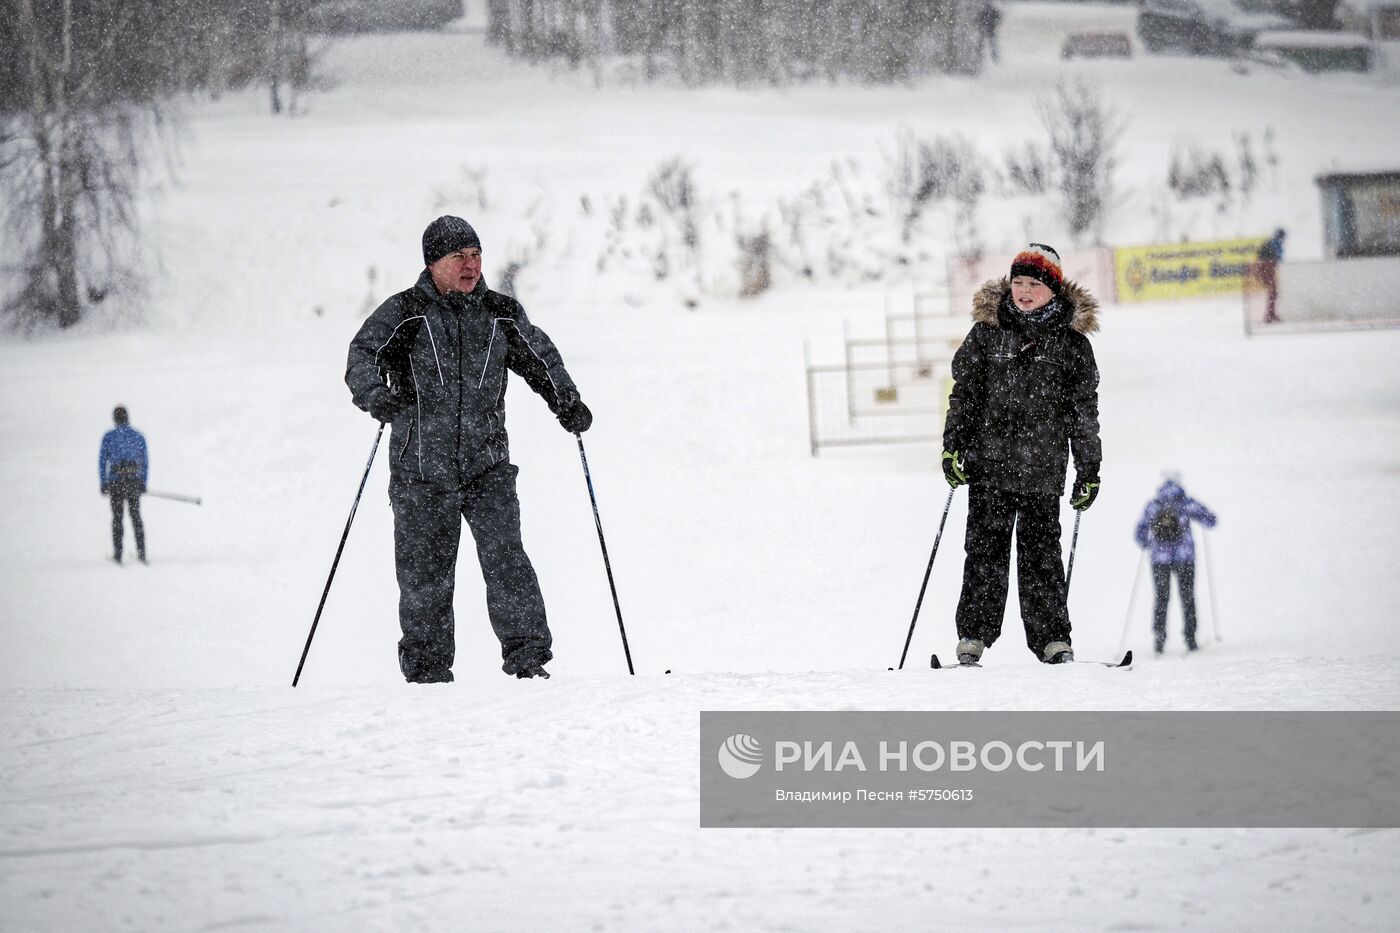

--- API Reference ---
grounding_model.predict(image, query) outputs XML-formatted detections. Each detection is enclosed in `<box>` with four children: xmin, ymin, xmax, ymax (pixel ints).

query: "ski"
<box><xmin>1080</xmin><ymin>649</ymin><xmax>1133</xmax><ymax>668</ymax></box>
<box><xmin>931</xmin><ymin>650</ymin><xmax>1132</xmax><ymax>669</ymax></box>
<box><xmin>930</xmin><ymin>655</ymin><xmax>981</xmax><ymax>669</ymax></box>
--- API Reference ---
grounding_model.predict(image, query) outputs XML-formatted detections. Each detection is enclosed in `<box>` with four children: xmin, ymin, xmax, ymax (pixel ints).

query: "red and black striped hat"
<box><xmin>1010</xmin><ymin>243</ymin><xmax>1063</xmax><ymax>292</ymax></box>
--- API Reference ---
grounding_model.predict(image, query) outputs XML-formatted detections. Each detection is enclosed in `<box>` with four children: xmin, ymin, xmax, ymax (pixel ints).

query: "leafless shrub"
<box><xmin>776</xmin><ymin>192</ymin><xmax>818</xmax><ymax>280</ymax></box>
<box><xmin>1002</xmin><ymin>141</ymin><xmax>1050</xmax><ymax>196</ymax></box>
<box><xmin>884</xmin><ymin>129</ymin><xmax>985</xmax><ymax>245</ymax></box>
<box><xmin>648</xmin><ymin>157</ymin><xmax>699</xmax><ymax>249</ymax></box>
<box><xmin>644</xmin><ymin>157</ymin><xmax>702</xmax><ymax>277</ymax></box>
<box><xmin>1234</xmin><ymin>132</ymin><xmax>1258</xmax><ymax>204</ymax></box>
<box><xmin>432</xmin><ymin>163</ymin><xmax>490</xmax><ymax>214</ymax></box>
<box><xmin>736</xmin><ymin>224</ymin><xmax>772</xmax><ymax>297</ymax></box>
<box><xmin>1168</xmin><ymin>144</ymin><xmax>1232</xmax><ymax>213</ymax></box>
<box><xmin>1036</xmin><ymin>79</ymin><xmax>1126</xmax><ymax>243</ymax></box>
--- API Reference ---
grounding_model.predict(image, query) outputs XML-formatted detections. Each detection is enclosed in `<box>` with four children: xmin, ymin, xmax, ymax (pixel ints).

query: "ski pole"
<box><xmin>144</xmin><ymin>490</ymin><xmax>202</xmax><ymax>505</ymax></box>
<box><xmin>1064</xmin><ymin>509</ymin><xmax>1083</xmax><ymax>592</ymax></box>
<box><xmin>1115</xmin><ymin>549</ymin><xmax>1148</xmax><ymax>660</ymax></box>
<box><xmin>292</xmin><ymin>424</ymin><xmax>384</xmax><ymax>687</ymax></box>
<box><xmin>1203</xmin><ymin>529</ymin><xmax>1222</xmax><ymax>642</ymax></box>
<box><xmin>896</xmin><ymin>486</ymin><xmax>957</xmax><ymax>670</ymax></box>
<box><xmin>576</xmin><ymin>434</ymin><xmax>634</xmax><ymax>675</ymax></box>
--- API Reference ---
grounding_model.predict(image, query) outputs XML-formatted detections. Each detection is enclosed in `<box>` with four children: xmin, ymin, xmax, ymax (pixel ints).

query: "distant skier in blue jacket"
<box><xmin>1134</xmin><ymin>479</ymin><xmax>1216</xmax><ymax>654</ymax></box>
<box><xmin>99</xmin><ymin>406</ymin><xmax>148</xmax><ymax>564</ymax></box>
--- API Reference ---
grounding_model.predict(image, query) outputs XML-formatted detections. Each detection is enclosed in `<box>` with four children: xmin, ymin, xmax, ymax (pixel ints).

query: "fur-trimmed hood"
<box><xmin>971</xmin><ymin>277</ymin><xmax>1100</xmax><ymax>336</ymax></box>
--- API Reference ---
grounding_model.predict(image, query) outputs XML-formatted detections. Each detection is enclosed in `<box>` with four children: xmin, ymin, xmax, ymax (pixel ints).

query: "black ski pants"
<box><xmin>389</xmin><ymin>461</ymin><xmax>552</xmax><ymax>682</ymax></box>
<box><xmin>955</xmin><ymin>484</ymin><xmax>1071</xmax><ymax>659</ymax></box>
<box><xmin>109</xmin><ymin>481</ymin><xmax>145</xmax><ymax>561</ymax></box>
<box><xmin>1152</xmin><ymin>561</ymin><xmax>1198</xmax><ymax>650</ymax></box>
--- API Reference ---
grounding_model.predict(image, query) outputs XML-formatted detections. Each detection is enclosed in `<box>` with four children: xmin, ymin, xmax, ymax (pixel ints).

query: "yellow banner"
<box><xmin>1113</xmin><ymin>238</ymin><xmax>1267</xmax><ymax>303</ymax></box>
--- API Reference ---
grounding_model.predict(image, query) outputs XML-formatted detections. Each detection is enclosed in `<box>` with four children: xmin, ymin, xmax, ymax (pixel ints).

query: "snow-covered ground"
<box><xmin>2</xmin><ymin>29</ymin><xmax>1399</xmax><ymax>932</ymax></box>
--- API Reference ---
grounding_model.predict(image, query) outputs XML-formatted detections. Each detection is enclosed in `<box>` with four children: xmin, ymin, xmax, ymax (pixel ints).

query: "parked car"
<box><xmin>1062</xmin><ymin>31</ymin><xmax>1136</xmax><ymax>58</ymax></box>
<box><xmin>1252</xmin><ymin>28</ymin><xmax>1373</xmax><ymax>70</ymax></box>
<box><xmin>1138</xmin><ymin>0</ymin><xmax>1293</xmax><ymax>53</ymax></box>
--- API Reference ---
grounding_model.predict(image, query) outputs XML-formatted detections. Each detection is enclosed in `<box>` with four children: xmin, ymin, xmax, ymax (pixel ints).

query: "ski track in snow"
<box><xmin>1</xmin><ymin>667</ymin><xmax>1398</xmax><ymax>932</ymax></box>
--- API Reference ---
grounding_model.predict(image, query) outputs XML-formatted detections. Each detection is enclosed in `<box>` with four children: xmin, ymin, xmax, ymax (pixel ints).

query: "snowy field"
<box><xmin>3</xmin><ymin>27</ymin><xmax>1400</xmax><ymax>933</ymax></box>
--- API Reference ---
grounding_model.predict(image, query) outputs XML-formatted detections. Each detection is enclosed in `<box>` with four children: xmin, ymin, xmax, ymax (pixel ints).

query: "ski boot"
<box><xmin>956</xmin><ymin>638</ymin><xmax>985</xmax><ymax>666</ymax></box>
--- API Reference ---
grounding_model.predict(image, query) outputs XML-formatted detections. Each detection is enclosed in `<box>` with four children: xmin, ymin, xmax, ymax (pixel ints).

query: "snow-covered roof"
<box><xmin>1339</xmin><ymin>0</ymin><xmax>1400</xmax><ymax>11</ymax></box>
<box><xmin>1169</xmin><ymin>0</ymin><xmax>1290</xmax><ymax>28</ymax></box>
<box><xmin>1316</xmin><ymin>168</ymin><xmax>1400</xmax><ymax>185</ymax></box>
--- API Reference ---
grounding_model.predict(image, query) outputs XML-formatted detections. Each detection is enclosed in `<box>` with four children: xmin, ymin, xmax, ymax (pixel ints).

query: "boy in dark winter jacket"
<box><xmin>1134</xmin><ymin>478</ymin><xmax>1216</xmax><ymax>654</ymax></box>
<box><xmin>941</xmin><ymin>244</ymin><xmax>1101</xmax><ymax>665</ymax></box>
<box><xmin>346</xmin><ymin>216</ymin><xmax>592</xmax><ymax>684</ymax></box>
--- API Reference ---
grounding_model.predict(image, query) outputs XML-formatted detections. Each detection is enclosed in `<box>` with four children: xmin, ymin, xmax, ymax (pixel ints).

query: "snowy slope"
<box><xmin>2</xmin><ymin>29</ymin><xmax>1399</xmax><ymax>933</ymax></box>
<box><xmin>4</xmin><ymin>669</ymin><xmax>1399</xmax><ymax>933</ymax></box>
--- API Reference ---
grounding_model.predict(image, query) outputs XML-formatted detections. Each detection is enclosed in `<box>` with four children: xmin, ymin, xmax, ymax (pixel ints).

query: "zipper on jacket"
<box><xmin>478</xmin><ymin>319</ymin><xmax>500</xmax><ymax>388</ymax></box>
<box><xmin>407</xmin><ymin>357</ymin><xmax>425</xmax><ymax>479</ymax></box>
<box><xmin>423</xmin><ymin>317</ymin><xmax>445</xmax><ymax>386</ymax></box>
<box><xmin>456</xmin><ymin>310</ymin><xmax>464</xmax><ymax>475</ymax></box>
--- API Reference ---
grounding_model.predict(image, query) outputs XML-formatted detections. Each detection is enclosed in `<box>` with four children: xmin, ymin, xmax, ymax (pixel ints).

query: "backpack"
<box><xmin>1151</xmin><ymin>504</ymin><xmax>1184</xmax><ymax>543</ymax></box>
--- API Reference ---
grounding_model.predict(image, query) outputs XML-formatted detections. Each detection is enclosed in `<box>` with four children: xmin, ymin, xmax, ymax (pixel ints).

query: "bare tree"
<box><xmin>1036</xmin><ymin>80</ymin><xmax>1127</xmax><ymax>244</ymax></box>
<box><xmin>1</xmin><ymin>0</ymin><xmax>318</xmax><ymax>330</ymax></box>
<box><xmin>485</xmin><ymin>0</ymin><xmax>979</xmax><ymax>84</ymax></box>
<box><xmin>5</xmin><ymin>0</ymin><xmax>147</xmax><ymax>328</ymax></box>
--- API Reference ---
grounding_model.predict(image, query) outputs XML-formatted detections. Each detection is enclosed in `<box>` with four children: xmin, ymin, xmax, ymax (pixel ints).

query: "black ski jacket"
<box><xmin>942</xmin><ymin>277</ymin><xmax>1101</xmax><ymax>497</ymax></box>
<box><xmin>346</xmin><ymin>271</ymin><xmax>579</xmax><ymax>485</ymax></box>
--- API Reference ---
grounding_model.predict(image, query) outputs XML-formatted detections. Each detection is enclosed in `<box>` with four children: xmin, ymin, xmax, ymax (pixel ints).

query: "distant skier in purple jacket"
<box><xmin>1134</xmin><ymin>479</ymin><xmax>1216</xmax><ymax>654</ymax></box>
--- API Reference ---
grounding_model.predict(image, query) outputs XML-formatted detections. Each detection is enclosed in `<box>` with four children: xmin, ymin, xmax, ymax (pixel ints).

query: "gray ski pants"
<box><xmin>389</xmin><ymin>462</ymin><xmax>552</xmax><ymax>681</ymax></box>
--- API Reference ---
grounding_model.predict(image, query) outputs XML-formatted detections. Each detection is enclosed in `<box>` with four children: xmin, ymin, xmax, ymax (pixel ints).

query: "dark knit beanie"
<box><xmin>1009</xmin><ymin>243</ymin><xmax>1064</xmax><ymax>292</ymax></box>
<box><xmin>422</xmin><ymin>215</ymin><xmax>481</xmax><ymax>266</ymax></box>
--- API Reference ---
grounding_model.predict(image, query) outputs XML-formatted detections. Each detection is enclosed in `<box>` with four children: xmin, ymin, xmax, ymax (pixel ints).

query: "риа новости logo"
<box><xmin>718</xmin><ymin>733</ymin><xmax>763</xmax><ymax>779</ymax></box>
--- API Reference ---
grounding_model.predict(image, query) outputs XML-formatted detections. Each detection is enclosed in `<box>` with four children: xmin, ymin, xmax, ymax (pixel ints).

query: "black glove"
<box><xmin>1071</xmin><ymin>470</ymin><xmax>1100</xmax><ymax>511</ymax></box>
<box><xmin>941</xmin><ymin>450</ymin><xmax>967</xmax><ymax>488</ymax></box>
<box><xmin>366</xmin><ymin>387</ymin><xmax>405</xmax><ymax>423</ymax></box>
<box><xmin>100</xmin><ymin>483</ymin><xmax>109</xmax><ymax>496</ymax></box>
<box><xmin>138</xmin><ymin>481</ymin><xmax>147</xmax><ymax>495</ymax></box>
<box><xmin>558</xmin><ymin>399</ymin><xmax>593</xmax><ymax>434</ymax></box>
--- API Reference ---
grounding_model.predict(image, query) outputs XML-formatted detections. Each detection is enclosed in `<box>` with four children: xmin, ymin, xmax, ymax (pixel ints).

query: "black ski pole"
<box><xmin>145</xmin><ymin>490</ymin><xmax>203</xmax><ymax>505</ymax></box>
<box><xmin>1065</xmin><ymin>509</ymin><xmax>1083</xmax><ymax>592</ymax></box>
<box><xmin>896</xmin><ymin>486</ymin><xmax>957</xmax><ymax>670</ymax></box>
<box><xmin>293</xmin><ymin>424</ymin><xmax>384</xmax><ymax>687</ymax></box>
<box><xmin>1115</xmin><ymin>548</ymin><xmax>1147</xmax><ymax>660</ymax></box>
<box><xmin>1203</xmin><ymin>529</ymin><xmax>1222</xmax><ymax>642</ymax></box>
<box><xmin>576</xmin><ymin>434</ymin><xmax>634</xmax><ymax>675</ymax></box>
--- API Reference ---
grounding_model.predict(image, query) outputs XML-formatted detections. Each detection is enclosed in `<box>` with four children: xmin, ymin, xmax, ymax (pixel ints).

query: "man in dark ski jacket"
<box><xmin>346</xmin><ymin>216</ymin><xmax>593</xmax><ymax>683</ymax></box>
<box><xmin>1134</xmin><ymin>478</ymin><xmax>1216</xmax><ymax>654</ymax></box>
<box><xmin>99</xmin><ymin>405</ymin><xmax>149</xmax><ymax>565</ymax></box>
<box><xmin>941</xmin><ymin>244</ymin><xmax>1101</xmax><ymax>665</ymax></box>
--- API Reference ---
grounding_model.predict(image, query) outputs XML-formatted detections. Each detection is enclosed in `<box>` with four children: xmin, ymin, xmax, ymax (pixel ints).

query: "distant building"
<box><xmin>1252</xmin><ymin>29</ymin><xmax>1373</xmax><ymax>71</ymax></box>
<box><xmin>1242</xmin><ymin>169</ymin><xmax>1400</xmax><ymax>334</ymax></box>
<box><xmin>1316</xmin><ymin>170</ymin><xmax>1400</xmax><ymax>258</ymax></box>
